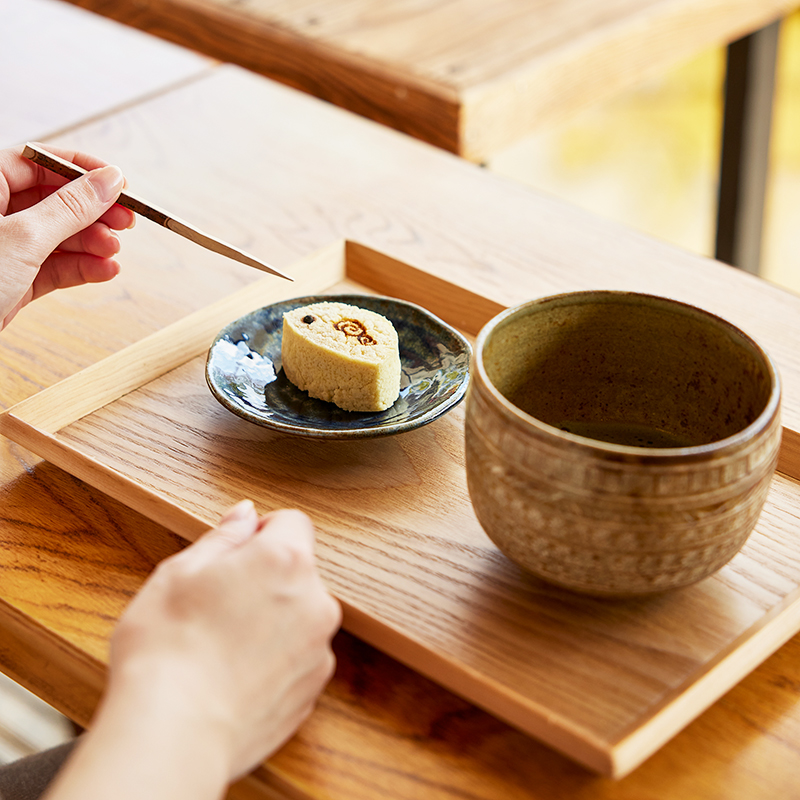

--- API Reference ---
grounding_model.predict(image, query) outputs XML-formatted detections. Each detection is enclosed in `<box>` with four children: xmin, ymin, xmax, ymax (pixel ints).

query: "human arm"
<box><xmin>0</xmin><ymin>143</ymin><xmax>134</xmax><ymax>330</ymax></box>
<box><xmin>43</xmin><ymin>501</ymin><xmax>341</xmax><ymax>800</ymax></box>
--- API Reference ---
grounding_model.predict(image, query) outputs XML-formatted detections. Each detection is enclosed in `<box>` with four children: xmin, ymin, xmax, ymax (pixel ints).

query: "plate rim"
<box><xmin>204</xmin><ymin>292</ymin><xmax>472</xmax><ymax>439</ymax></box>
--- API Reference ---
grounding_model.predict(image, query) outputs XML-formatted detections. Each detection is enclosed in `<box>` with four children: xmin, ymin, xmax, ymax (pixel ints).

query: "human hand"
<box><xmin>107</xmin><ymin>501</ymin><xmax>341</xmax><ymax>781</ymax></box>
<box><xmin>0</xmin><ymin>143</ymin><xmax>135</xmax><ymax>330</ymax></box>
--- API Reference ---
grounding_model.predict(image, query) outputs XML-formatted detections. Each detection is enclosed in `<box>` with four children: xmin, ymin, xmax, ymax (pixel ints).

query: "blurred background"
<box><xmin>488</xmin><ymin>9</ymin><xmax>800</xmax><ymax>295</ymax></box>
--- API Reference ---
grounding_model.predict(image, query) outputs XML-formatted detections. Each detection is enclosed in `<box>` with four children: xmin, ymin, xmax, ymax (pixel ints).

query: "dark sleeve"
<box><xmin>0</xmin><ymin>739</ymin><xmax>77</xmax><ymax>800</ymax></box>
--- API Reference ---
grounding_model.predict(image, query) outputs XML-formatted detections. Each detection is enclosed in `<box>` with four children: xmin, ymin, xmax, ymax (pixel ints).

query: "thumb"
<box><xmin>183</xmin><ymin>500</ymin><xmax>260</xmax><ymax>566</ymax></box>
<box><xmin>23</xmin><ymin>164</ymin><xmax>124</xmax><ymax>257</ymax></box>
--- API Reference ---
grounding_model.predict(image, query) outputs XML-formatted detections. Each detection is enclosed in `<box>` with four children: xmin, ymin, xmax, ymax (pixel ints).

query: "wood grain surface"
<box><xmin>0</xmin><ymin>0</ymin><xmax>211</xmax><ymax>147</ymax></box>
<box><xmin>3</xmin><ymin>33</ymin><xmax>800</xmax><ymax>798</ymax></box>
<box><xmin>5</xmin><ymin>242</ymin><xmax>800</xmax><ymax>777</ymax></box>
<box><xmin>57</xmin><ymin>0</ymin><xmax>796</xmax><ymax>159</ymax></box>
<box><xmin>44</xmin><ymin>67</ymin><xmax>800</xmax><ymax>460</ymax></box>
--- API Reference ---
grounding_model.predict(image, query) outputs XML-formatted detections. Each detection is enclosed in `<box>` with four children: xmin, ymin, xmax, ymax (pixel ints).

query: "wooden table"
<box><xmin>54</xmin><ymin>0</ymin><xmax>800</xmax><ymax>272</ymax></box>
<box><xmin>4</xmin><ymin>3</ymin><xmax>800</xmax><ymax>798</ymax></box>
<box><xmin>0</xmin><ymin>0</ymin><xmax>212</xmax><ymax>147</ymax></box>
<box><xmin>53</xmin><ymin>0</ymin><xmax>794</xmax><ymax>161</ymax></box>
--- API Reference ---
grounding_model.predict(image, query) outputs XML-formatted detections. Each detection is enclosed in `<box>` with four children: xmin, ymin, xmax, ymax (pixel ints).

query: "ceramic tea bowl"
<box><xmin>465</xmin><ymin>291</ymin><xmax>781</xmax><ymax>596</ymax></box>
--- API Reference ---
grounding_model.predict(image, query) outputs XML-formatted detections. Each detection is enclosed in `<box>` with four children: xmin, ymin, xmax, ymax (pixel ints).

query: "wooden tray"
<box><xmin>5</xmin><ymin>240</ymin><xmax>800</xmax><ymax>778</ymax></box>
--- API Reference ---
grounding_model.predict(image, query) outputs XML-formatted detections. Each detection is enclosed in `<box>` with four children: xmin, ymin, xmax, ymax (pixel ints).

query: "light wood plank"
<box><xmin>0</xmin><ymin>0</ymin><xmax>211</xmax><ymax>147</ymax></box>
<box><xmin>58</xmin><ymin>0</ymin><xmax>796</xmax><ymax>159</ymax></box>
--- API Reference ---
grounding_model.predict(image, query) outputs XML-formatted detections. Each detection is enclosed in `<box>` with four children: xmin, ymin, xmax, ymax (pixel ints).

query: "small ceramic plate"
<box><xmin>205</xmin><ymin>294</ymin><xmax>472</xmax><ymax>438</ymax></box>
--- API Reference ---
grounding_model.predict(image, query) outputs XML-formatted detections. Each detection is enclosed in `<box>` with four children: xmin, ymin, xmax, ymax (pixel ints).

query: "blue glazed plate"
<box><xmin>205</xmin><ymin>294</ymin><xmax>472</xmax><ymax>438</ymax></box>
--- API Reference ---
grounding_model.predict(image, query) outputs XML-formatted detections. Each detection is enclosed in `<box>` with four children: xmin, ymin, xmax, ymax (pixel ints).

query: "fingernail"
<box><xmin>87</xmin><ymin>165</ymin><xmax>124</xmax><ymax>203</ymax></box>
<box><xmin>222</xmin><ymin>499</ymin><xmax>256</xmax><ymax>523</ymax></box>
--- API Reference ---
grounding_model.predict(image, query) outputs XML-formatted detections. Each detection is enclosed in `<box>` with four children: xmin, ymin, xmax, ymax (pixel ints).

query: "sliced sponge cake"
<box><xmin>281</xmin><ymin>301</ymin><xmax>401</xmax><ymax>412</ymax></box>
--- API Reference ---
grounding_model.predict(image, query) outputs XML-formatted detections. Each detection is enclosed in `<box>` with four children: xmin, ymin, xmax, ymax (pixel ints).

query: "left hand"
<box><xmin>0</xmin><ymin>143</ymin><xmax>135</xmax><ymax>330</ymax></box>
<box><xmin>108</xmin><ymin>501</ymin><xmax>341</xmax><ymax>780</ymax></box>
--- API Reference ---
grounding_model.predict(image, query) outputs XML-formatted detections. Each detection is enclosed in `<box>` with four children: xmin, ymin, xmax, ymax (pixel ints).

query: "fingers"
<box><xmin>164</xmin><ymin>504</ymin><xmax>321</xmax><ymax>577</ymax></box>
<box><xmin>109</xmin><ymin>498</ymin><xmax>341</xmax><ymax>782</ymax></box>
<box><xmin>100</xmin><ymin>203</ymin><xmax>135</xmax><ymax>232</ymax></box>
<box><xmin>218</xmin><ymin>499</ymin><xmax>260</xmax><ymax>542</ymax></box>
<box><xmin>6</xmin><ymin>185</ymin><xmax>135</xmax><ymax>231</ymax></box>
<box><xmin>0</xmin><ymin>143</ymin><xmax>118</xmax><ymax>198</ymax></box>
<box><xmin>27</xmin><ymin>252</ymin><xmax>121</xmax><ymax>303</ymax></box>
<box><xmin>9</xmin><ymin>165</ymin><xmax>125</xmax><ymax>265</ymax></box>
<box><xmin>181</xmin><ymin>500</ymin><xmax>261</xmax><ymax>567</ymax></box>
<box><xmin>59</xmin><ymin>223</ymin><xmax>122</xmax><ymax>260</ymax></box>
<box><xmin>224</xmin><ymin>507</ymin><xmax>342</xmax><ymax>644</ymax></box>
<box><xmin>250</xmin><ymin>509</ymin><xmax>317</xmax><ymax>568</ymax></box>
<box><xmin>248</xmin><ymin>509</ymin><xmax>342</xmax><ymax>625</ymax></box>
<box><xmin>234</xmin><ymin>663</ymin><xmax>335</xmax><ymax>776</ymax></box>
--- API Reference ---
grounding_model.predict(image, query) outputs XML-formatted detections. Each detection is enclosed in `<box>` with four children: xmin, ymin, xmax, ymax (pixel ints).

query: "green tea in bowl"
<box><xmin>465</xmin><ymin>290</ymin><xmax>781</xmax><ymax>596</ymax></box>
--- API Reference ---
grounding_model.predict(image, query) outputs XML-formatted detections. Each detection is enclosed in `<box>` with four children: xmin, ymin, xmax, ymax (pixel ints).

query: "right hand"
<box><xmin>0</xmin><ymin>143</ymin><xmax>134</xmax><ymax>330</ymax></box>
<box><xmin>108</xmin><ymin>500</ymin><xmax>342</xmax><ymax>780</ymax></box>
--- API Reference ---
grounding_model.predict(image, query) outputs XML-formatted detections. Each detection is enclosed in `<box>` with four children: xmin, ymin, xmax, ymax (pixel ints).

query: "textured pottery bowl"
<box><xmin>465</xmin><ymin>291</ymin><xmax>782</xmax><ymax>596</ymax></box>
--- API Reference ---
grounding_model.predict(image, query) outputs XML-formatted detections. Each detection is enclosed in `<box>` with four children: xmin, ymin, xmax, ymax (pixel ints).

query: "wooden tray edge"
<box><xmin>3</xmin><ymin>239</ymin><xmax>800</xmax><ymax>777</ymax></box>
<box><xmin>610</xmin><ymin>586</ymin><xmax>800</xmax><ymax>777</ymax></box>
<box><xmin>0</xmin><ymin>240</ymin><xmax>346</xmax><ymax>434</ymax></box>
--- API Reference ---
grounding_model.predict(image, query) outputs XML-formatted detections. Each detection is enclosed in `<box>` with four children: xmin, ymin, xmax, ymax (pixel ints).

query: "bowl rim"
<box><xmin>472</xmin><ymin>289</ymin><xmax>782</xmax><ymax>462</ymax></box>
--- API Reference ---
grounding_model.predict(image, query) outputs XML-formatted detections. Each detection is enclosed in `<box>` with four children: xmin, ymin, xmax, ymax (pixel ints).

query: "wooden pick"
<box><xmin>23</xmin><ymin>143</ymin><xmax>292</xmax><ymax>281</ymax></box>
